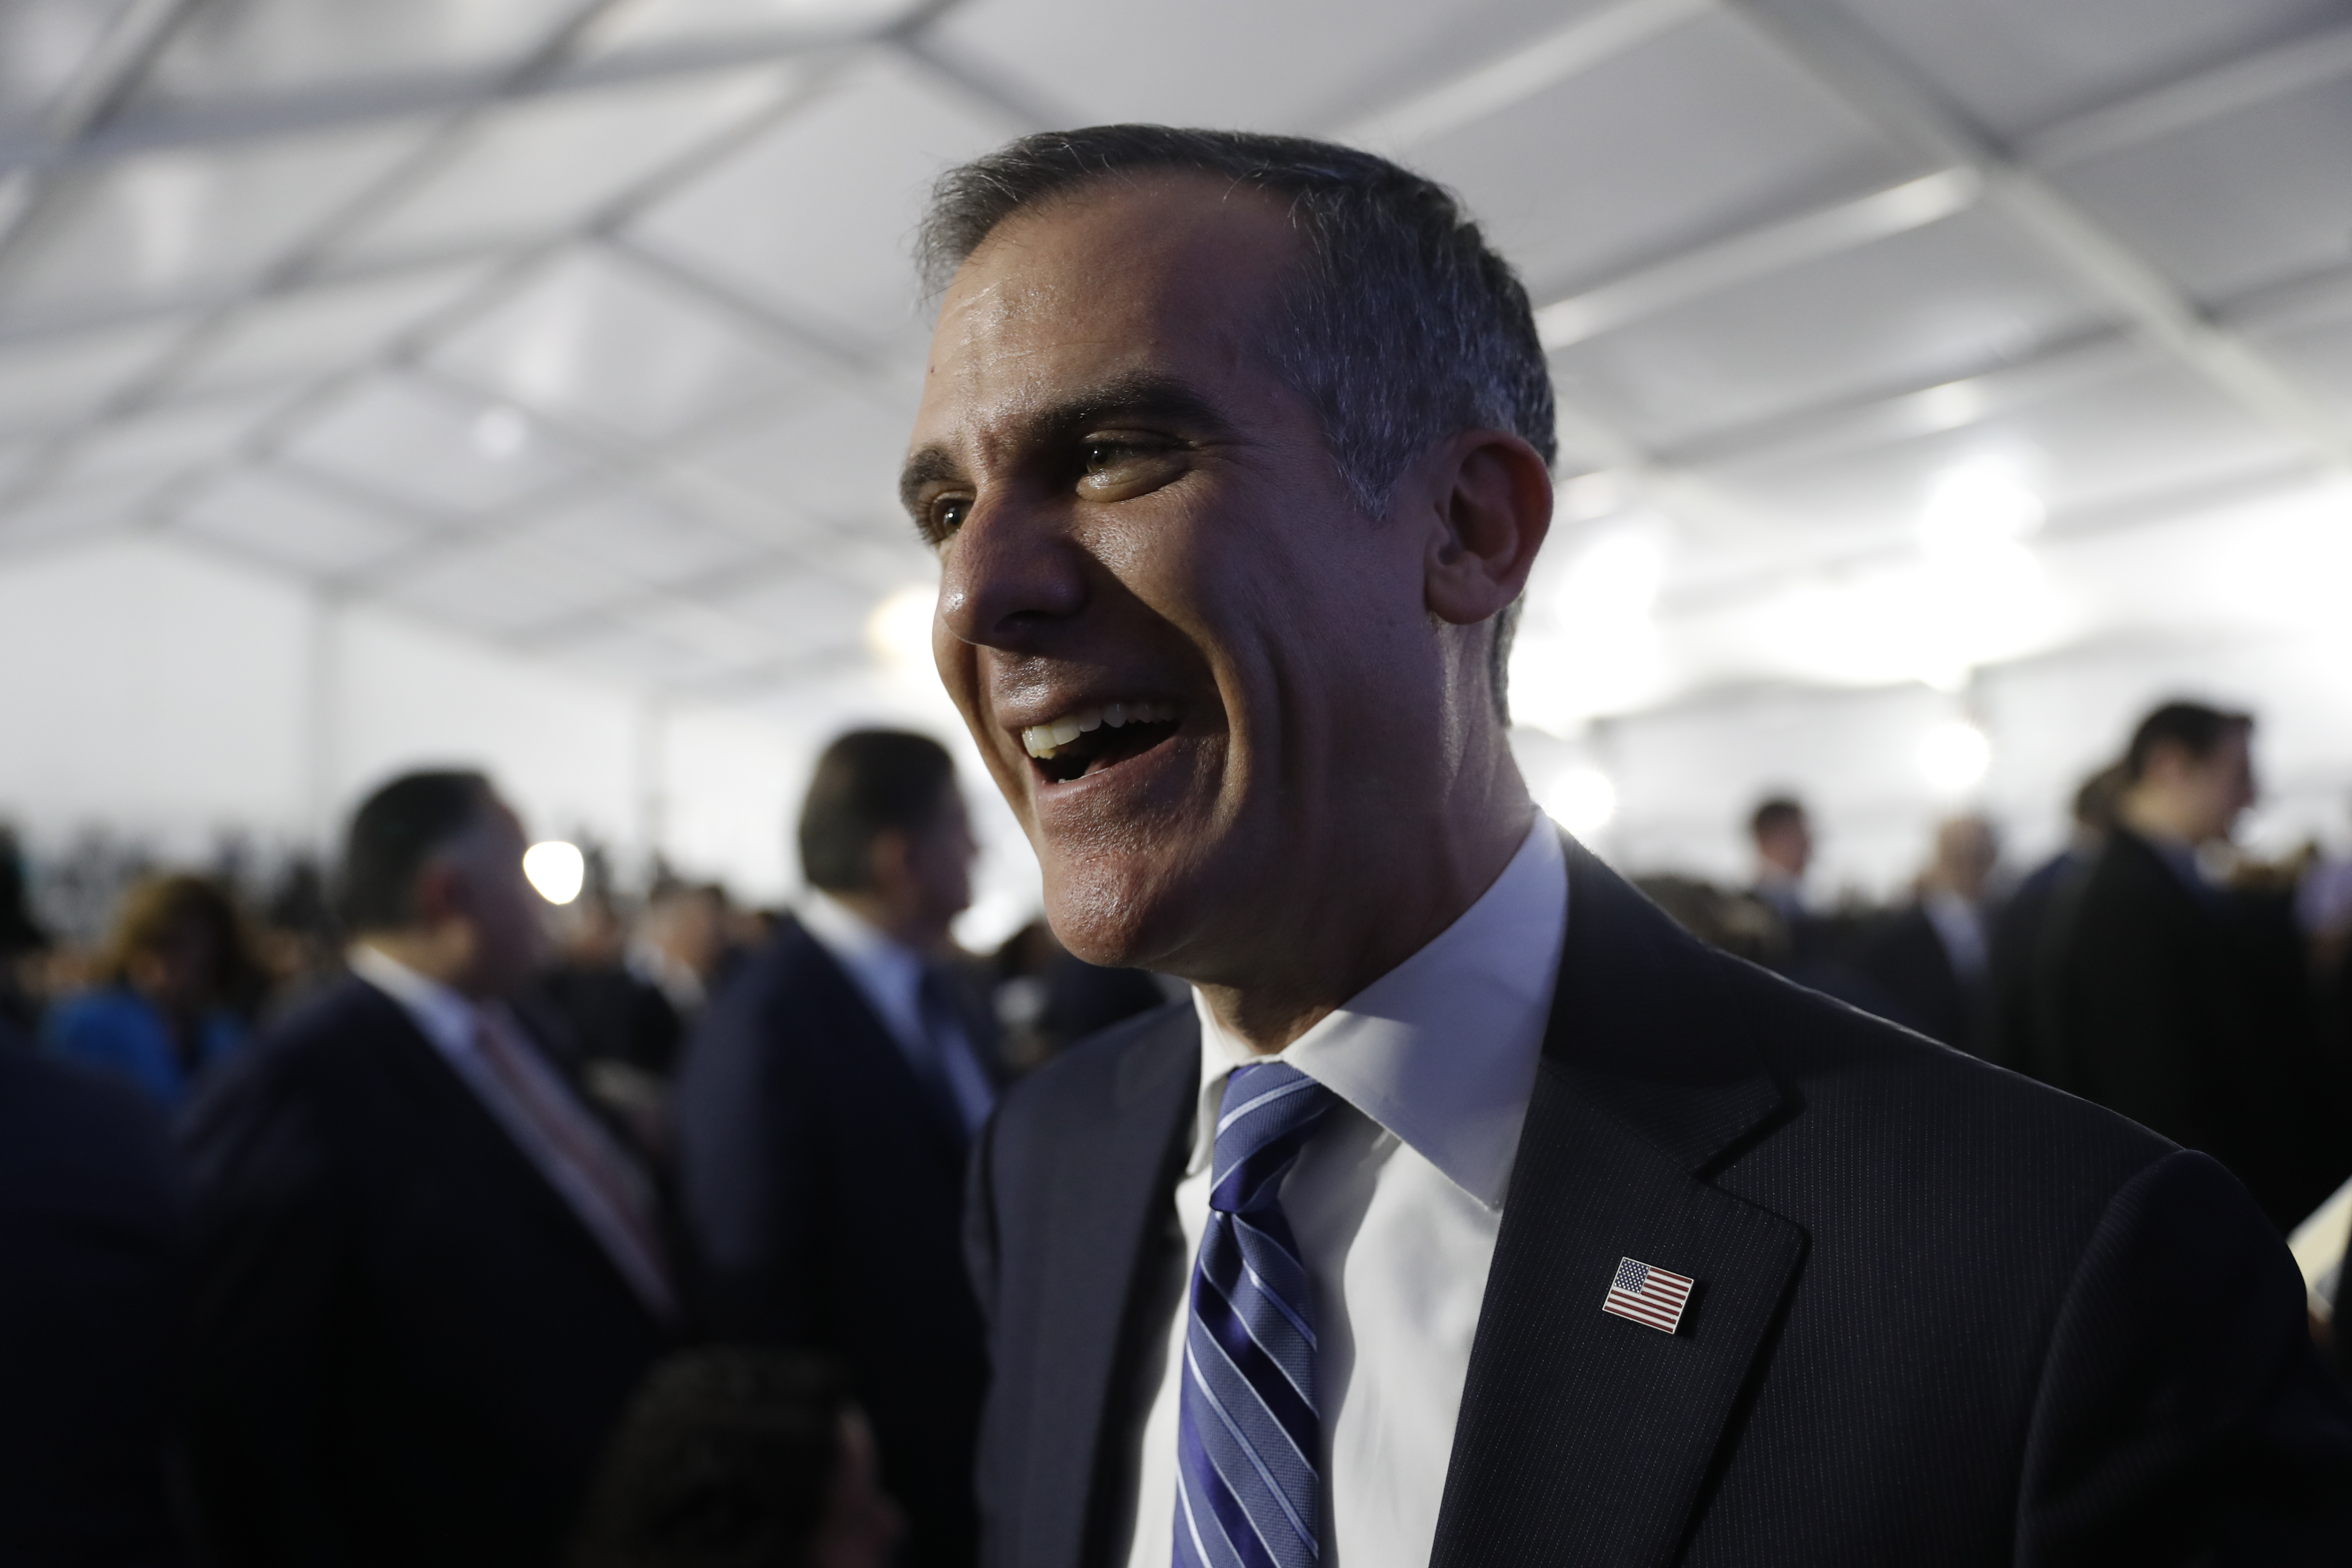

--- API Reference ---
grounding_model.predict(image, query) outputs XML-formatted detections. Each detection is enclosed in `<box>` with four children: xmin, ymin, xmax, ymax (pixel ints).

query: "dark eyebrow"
<box><xmin>898</xmin><ymin>445</ymin><xmax>961</xmax><ymax>520</ymax></box>
<box><xmin>896</xmin><ymin>371</ymin><xmax>1237</xmax><ymax>523</ymax></box>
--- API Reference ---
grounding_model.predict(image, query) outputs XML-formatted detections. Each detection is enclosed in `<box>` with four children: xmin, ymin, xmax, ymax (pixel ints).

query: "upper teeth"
<box><xmin>1022</xmin><ymin>700</ymin><xmax>1177</xmax><ymax>760</ymax></box>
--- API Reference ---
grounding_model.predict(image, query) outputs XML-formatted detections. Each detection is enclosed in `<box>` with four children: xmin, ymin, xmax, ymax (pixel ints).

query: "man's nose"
<box><xmin>937</xmin><ymin>490</ymin><xmax>1089</xmax><ymax>654</ymax></box>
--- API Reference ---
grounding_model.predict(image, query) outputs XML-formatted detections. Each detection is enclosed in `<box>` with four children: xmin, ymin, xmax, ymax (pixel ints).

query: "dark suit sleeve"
<box><xmin>180</xmin><ymin>1064</ymin><xmax>346</xmax><ymax>1567</ymax></box>
<box><xmin>675</xmin><ymin>991</ymin><xmax>819</xmax><ymax>1342</ymax></box>
<box><xmin>2016</xmin><ymin>1150</ymin><xmax>2352</xmax><ymax>1565</ymax></box>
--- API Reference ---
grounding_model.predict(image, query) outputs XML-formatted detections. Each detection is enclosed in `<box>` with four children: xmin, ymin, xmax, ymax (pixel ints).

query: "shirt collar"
<box><xmin>1188</xmin><ymin>819</ymin><xmax>1569</xmax><ymax>1210</ymax></box>
<box><xmin>799</xmin><ymin>890</ymin><xmax>923</xmax><ymax>977</ymax></box>
<box><xmin>348</xmin><ymin>942</ymin><xmax>484</xmax><ymax>1060</ymax></box>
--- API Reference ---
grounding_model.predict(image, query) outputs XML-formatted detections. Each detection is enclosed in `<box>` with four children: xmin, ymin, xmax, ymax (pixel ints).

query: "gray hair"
<box><xmin>916</xmin><ymin>125</ymin><xmax>1556</xmax><ymax>725</ymax></box>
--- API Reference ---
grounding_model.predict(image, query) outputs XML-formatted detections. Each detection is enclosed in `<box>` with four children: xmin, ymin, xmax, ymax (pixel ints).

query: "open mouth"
<box><xmin>1021</xmin><ymin>700</ymin><xmax>1182</xmax><ymax>784</ymax></box>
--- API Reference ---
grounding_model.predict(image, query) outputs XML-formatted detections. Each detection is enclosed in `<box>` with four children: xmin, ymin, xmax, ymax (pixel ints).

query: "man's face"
<box><xmin>903</xmin><ymin>787</ymin><xmax>977</xmax><ymax>938</ymax></box>
<box><xmin>456</xmin><ymin>801</ymin><xmax>545</xmax><ymax>997</ymax></box>
<box><xmin>903</xmin><ymin>178</ymin><xmax>1469</xmax><ymax>974</ymax></box>
<box><xmin>1758</xmin><ymin>818</ymin><xmax>1812</xmax><ymax>880</ymax></box>
<box><xmin>2178</xmin><ymin>731</ymin><xmax>2257</xmax><ymax>843</ymax></box>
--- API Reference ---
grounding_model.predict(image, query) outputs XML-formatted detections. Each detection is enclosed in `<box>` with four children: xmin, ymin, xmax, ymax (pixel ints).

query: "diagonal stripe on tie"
<box><xmin>1175</xmin><ymin>1060</ymin><xmax>1338</xmax><ymax>1568</ymax></box>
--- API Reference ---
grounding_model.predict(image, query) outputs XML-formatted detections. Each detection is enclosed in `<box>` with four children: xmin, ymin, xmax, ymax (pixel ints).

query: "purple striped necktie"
<box><xmin>1175</xmin><ymin>1061</ymin><xmax>1339</xmax><ymax>1568</ymax></box>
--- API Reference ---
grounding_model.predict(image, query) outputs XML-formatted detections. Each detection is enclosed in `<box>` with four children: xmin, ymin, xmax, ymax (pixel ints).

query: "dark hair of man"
<box><xmin>797</xmin><ymin>730</ymin><xmax>956</xmax><ymax>895</ymax></box>
<box><xmin>570</xmin><ymin>1347</ymin><xmax>848</xmax><ymax>1568</ymax></box>
<box><xmin>1750</xmin><ymin>796</ymin><xmax>1807</xmax><ymax>843</ymax></box>
<box><xmin>338</xmin><ymin>770</ymin><xmax>496</xmax><ymax>934</ymax></box>
<box><xmin>2123</xmin><ymin>701</ymin><xmax>2253</xmax><ymax>783</ymax></box>
<box><xmin>918</xmin><ymin>125</ymin><xmax>1559</xmax><ymax>725</ymax></box>
<box><xmin>2071</xmin><ymin>761</ymin><xmax>2131</xmax><ymax>831</ymax></box>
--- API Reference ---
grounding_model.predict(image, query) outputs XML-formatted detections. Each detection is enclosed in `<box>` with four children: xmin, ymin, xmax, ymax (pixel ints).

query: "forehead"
<box><xmin>915</xmin><ymin>175</ymin><xmax>1302</xmax><ymax>436</ymax></box>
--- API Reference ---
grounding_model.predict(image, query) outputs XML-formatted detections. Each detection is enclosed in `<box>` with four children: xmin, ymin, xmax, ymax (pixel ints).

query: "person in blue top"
<box><xmin>45</xmin><ymin>873</ymin><xmax>266</xmax><ymax>1110</ymax></box>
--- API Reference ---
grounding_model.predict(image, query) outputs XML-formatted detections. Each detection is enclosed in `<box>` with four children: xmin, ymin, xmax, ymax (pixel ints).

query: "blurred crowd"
<box><xmin>0</xmin><ymin>729</ymin><xmax>1176</xmax><ymax>1568</ymax></box>
<box><xmin>1639</xmin><ymin>700</ymin><xmax>2352</xmax><ymax>1243</ymax></box>
<box><xmin>3</xmin><ymin>699</ymin><xmax>2350</xmax><ymax>1567</ymax></box>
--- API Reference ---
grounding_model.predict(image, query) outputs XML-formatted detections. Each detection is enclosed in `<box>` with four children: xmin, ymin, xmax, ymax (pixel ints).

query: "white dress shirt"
<box><xmin>1920</xmin><ymin>888</ymin><xmax>1988</xmax><ymax>984</ymax></box>
<box><xmin>348</xmin><ymin>943</ymin><xmax>676</xmax><ymax>1317</ymax></box>
<box><xmin>797</xmin><ymin>891</ymin><xmax>995</xmax><ymax>1133</ymax></box>
<box><xmin>1119</xmin><ymin>820</ymin><xmax>1569</xmax><ymax>1568</ymax></box>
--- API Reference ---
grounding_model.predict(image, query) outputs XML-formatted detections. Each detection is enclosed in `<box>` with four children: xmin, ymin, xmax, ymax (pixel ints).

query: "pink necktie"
<box><xmin>470</xmin><ymin>1015</ymin><xmax>677</xmax><ymax>1319</ymax></box>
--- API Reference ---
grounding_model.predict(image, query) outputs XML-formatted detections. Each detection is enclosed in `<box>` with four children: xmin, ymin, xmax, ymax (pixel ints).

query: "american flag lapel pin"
<box><xmin>1602</xmin><ymin>1256</ymin><xmax>1695</xmax><ymax>1335</ymax></box>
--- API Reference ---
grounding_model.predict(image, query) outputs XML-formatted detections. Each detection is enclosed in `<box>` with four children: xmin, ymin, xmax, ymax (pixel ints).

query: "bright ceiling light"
<box><xmin>865</xmin><ymin>583</ymin><xmax>936</xmax><ymax>668</ymax></box>
<box><xmin>472</xmin><ymin>404</ymin><xmax>530</xmax><ymax>460</ymax></box>
<box><xmin>523</xmin><ymin>841</ymin><xmax>585</xmax><ymax>905</ymax></box>
<box><xmin>1542</xmin><ymin>766</ymin><xmax>1617</xmax><ymax>837</ymax></box>
<box><xmin>1920</xmin><ymin>460</ymin><xmax>2044</xmax><ymax>562</ymax></box>
<box><xmin>1919</xmin><ymin>721</ymin><xmax>1991</xmax><ymax>794</ymax></box>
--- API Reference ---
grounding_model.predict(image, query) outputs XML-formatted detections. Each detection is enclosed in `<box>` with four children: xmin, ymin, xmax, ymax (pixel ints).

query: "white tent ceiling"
<box><xmin>1</xmin><ymin>0</ymin><xmax>2349</xmax><ymax>741</ymax></box>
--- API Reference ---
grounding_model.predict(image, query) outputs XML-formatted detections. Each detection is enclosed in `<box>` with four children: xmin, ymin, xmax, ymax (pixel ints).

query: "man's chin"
<box><xmin>1038</xmin><ymin>855</ymin><xmax>1202</xmax><ymax>974</ymax></box>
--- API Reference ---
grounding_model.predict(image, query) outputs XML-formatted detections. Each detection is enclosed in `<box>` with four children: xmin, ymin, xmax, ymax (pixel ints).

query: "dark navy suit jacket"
<box><xmin>0</xmin><ymin>1041</ymin><xmax>187</xmax><ymax>1566</ymax></box>
<box><xmin>675</xmin><ymin>918</ymin><xmax>994</xmax><ymax>1568</ymax></box>
<box><xmin>180</xmin><ymin>976</ymin><xmax>673</xmax><ymax>1568</ymax></box>
<box><xmin>966</xmin><ymin>836</ymin><xmax>2352</xmax><ymax>1566</ymax></box>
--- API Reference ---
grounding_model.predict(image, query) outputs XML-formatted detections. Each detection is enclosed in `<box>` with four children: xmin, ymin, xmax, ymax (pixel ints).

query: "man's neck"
<box><xmin>2119</xmin><ymin>790</ymin><xmax>2206</xmax><ymax>849</ymax></box>
<box><xmin>1193</xmin><ymin>798</ymin><xmax>1540</xmax><ymax>1055</ymax></box>
<box><xmin>357</xmin><ymin>931</ymin><xmax>493</xmax><ymax>1001</ymax></box>
<box><xmin>821</xmin><ymin>890</ymin><xmax>944</xmax><ymax>956</ymax></box>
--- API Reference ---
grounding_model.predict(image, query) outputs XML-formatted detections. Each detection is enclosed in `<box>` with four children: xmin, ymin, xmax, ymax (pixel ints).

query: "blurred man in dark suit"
<box><xmin>907</xmin><ymin>126</ymin><xmax>2351</xmax><ymax>1568</ymax></box>
<box><xmin>182</xmin><ymin>771</ymin><xmax>679</xmax><ymax>1568</ymax></box>
<box><xmin>1986</xmin><ymin>760</ymin><xmax>2126</xmax><ymax>1071</ymax></box>
<box><xmin>1748</xmin><ymin>795</ymin><xmax>1813</xmax><ymax>927</ymax></box>
<box><xmin>675</xmin><ymin>730</ymin><xmax>998</xmax><ymax>1568</ymax></box>
<box><xmin>0</xmin><ymin>1035</ymin><xmax>187</xmax><ymax>1566</ymax></box>
<box><xmin>1858</xmin><ymin>814</ymin><xmax>1997</xmax><ymax>1050</ymax></box>
<box><xmin>2028</xmin><ymin>703</ymin><xmax>2343</xmax><ymax>1228</ymax></box>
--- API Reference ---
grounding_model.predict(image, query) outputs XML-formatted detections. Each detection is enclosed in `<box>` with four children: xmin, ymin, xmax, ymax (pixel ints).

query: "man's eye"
<box><xmin>1083</xmin><ymin>441</ymin><xmax>1128</xmax><ymax>474</ymax></box>
<box><xmin>928</xmin><ymin>496</ymin><xmax>970</xmax><ymax>540</ymax></box>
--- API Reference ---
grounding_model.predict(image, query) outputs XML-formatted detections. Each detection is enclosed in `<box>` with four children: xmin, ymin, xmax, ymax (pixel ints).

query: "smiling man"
<box><xmin>906</xmin><ymin>128</ymin><xmax>2352</xmax><ymax>1568</ymax></box>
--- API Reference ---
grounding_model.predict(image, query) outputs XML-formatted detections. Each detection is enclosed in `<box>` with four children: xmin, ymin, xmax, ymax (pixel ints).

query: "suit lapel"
<box><xmin>1022</xmin><ymin>1006</ymin><xmax>1197</xmax><ymax>1568</ymax></box>
<box><xmin>352</xmin><ymin>980</ymin><xmax>667</xmax><ymax>1325</ymax></box>
<box><xmin>1431</xmin><ymin>837</ymin><xmax>1806</xmax><ymax>1567</ymax></box>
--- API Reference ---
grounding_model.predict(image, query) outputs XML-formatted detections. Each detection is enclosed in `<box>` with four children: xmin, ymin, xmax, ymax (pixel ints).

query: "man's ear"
<box><xmin>1421</xmin><ymin>429</ymin><xmax>1553</xmax><ymax>628</ymax></box>
<box><xmin>410</xmin><ymin>858</ymin><xmax>468</xmax><ymax>929</ymax></box>
<box><xmin>867</xmin><ymin>829</ymin><xmax>914</xmax><ymax>897</ymax></box>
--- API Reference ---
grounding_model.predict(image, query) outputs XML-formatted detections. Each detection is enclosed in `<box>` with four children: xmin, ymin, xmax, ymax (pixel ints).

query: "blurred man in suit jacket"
<box><xmin>676</xmin><ymin>730</ymin><xmax>998</xmax><ymax>1568</ymax></box>
<box><xmin>901</xmin><ymin>126</ymin><xmax>2352</xmax><ymax>1568</ymax></box>
<box><xmin>1858</xmin><ymin>814</ymin><xmax>1998</xmax><ymax>1050</ymax></box>
<box><xmin>183</xmin><ymin>772</ymin><xmax>679</xmax><ymax>1568</ymax></box>
<box><xmin>2028</xmin><ymin>703</ymin><xmax>2344</xmax><ymax>1229</ymax></box>
<box><xmin>0</xmin><ymin>1035</ymin><xmax>187</xmax><ymax>1566</ymax></box>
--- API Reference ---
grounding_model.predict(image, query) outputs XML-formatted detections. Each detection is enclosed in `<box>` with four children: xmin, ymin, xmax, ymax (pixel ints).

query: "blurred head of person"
<box><xmin>1750</xmin><ymin>797</ymin><xmax>1813</xmax><ymax>883</ymax></box>
<box><xmin>1923</xmin><ymin>815</ymin><xmax>1998</xmax><ymax>903</ymax></box>
<box><xmin>339</xmin><ymin>770</ymin><xmax>543</xmax><ymax>1000</ymax></box>
<box><xmin>2069</xmin><ymin>760</ymin><xmax>2130</xmax><ymax>847</ymax></box>
<box><xmin>571</xmin><ymin>1348</ymin><xmax>903</xmax><ymax>1568</ymax></box>
<box><xmin>905</xmin><ymin>129</ymin><xmax>1555</xmax><ymax>1036</ymax></box>
<box><xmin>640</xmin><ymin>881</ymin><xmax>733</xmax><ymax>983</ymax></box>
<box><xmin>2119</xmin><ymin>701</ymin><xmax>2256</xmax><ymax>848</ymax></box>
<box><xmin>797</xmin><ymin>731</ymin><xmax>974</xmax><ymax>954</ymax></box>
<box><xmin>95</xmin><ymin>873</ymin><xmax>268</xmax><ymax>1023</ymax></box>
<box><xmin>558</xmin><ymin>891</ymin><xmax>628</xmax><ymax>971</ymax></box>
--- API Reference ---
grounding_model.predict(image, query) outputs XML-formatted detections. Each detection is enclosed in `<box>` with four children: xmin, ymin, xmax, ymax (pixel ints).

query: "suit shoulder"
<box><xmin>1716</xmin><ymin>943</ymin><xmax>2171</xmax><ymax>1168</ymax></box>
<box><xmin>992</xmin><ymin>999</ymin><xmax>1194</xmax><ymax>1147</ymax></box>
<box><xmin>700</xmin><ymin>925</ymin><xmax>855</xmax><ymax>1037</ymax></box>
<box><xmin>183</xmin><ymin>977</ymin><xmax>403</xmax><ymax>1130</ymax></box>
<box><xmin>0</xmin><ymin>1048</ymin><xmax>177</xmax><ymax>1203</ymax></box>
